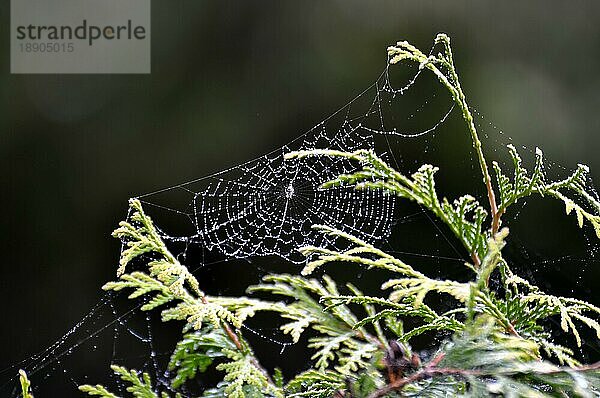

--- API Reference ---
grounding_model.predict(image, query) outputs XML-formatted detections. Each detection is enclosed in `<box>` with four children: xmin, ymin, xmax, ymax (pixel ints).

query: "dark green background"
<box><xmin>1</xmin><ymin>1</ymin><xmax>600</xmax><ymax>396</ymax></box>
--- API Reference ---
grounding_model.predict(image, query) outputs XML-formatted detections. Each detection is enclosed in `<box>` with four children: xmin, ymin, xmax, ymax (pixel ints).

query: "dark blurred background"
<box><xmin>2</xmin><ymin>1</ymin><xmax>600</xmax><ymax>396</ymax></box>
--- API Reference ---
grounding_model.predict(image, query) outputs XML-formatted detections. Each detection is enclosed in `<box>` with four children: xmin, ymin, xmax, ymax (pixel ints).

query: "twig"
<box><xmin>436</xmin><ymin>35</ymin><xmax>500</xmax><ymax>240</ymax></box>
<box><xmin>197</xmin><ymin>293</ymin><xmax>274</xmax><ymax>385</ymax></box>
<box><xmin>367</xmin><ymin>353</ymin><xmax>600</xmax><ymax>398</ymax></box>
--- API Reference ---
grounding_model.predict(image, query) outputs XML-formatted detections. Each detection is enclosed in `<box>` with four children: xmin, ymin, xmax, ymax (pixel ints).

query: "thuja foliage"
<box><xmin>19</xmin><ymin>370</ymin><xmax>33</xmax><ymax>398</ymax></box>
<box><xmin>29</xmin><ymin>34</ymin><xmax>599</xmax><ymax>397</ymax></box>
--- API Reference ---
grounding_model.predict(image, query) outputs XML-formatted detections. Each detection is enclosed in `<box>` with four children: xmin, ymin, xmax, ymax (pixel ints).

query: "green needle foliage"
<box><xmin>55</xmin><ymin>33</ymin><xmax>600</xmax><ymax>397</ymax></box>
<box><xmin>19</xmin><ymin>370</ymin><xmax>33</xmax><ymax>398</ymax></box>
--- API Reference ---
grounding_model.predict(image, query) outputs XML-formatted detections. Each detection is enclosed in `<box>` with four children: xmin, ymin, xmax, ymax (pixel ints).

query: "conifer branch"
<box><xmin>388</xmin><ymin>33</ymin><xmax>499</xmax><ymax>243</ymax></box>
<box><xmin>72</xmin><ymin>34</ymin><xmax>600</xmax><ymax>398</ymax></box>
<box><xmin>86</xmin><ymin>199</ymin><xmax>282</xmax><ymax>397</ymax></box>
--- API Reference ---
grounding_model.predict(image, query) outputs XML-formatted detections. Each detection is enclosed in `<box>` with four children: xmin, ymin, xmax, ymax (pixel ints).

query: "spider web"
<box><xmin>131</xmin><ymin>49</ymin><xmax>459</xmax><ymax>265</ymax></box>
<box><xmin>2</xmin><ymin>40</ymin><xmax>599</xmax><ymax>397</ymax></box>
<box><xmin>139</xmin><ymin>107</ymin><xmax>395</xmax><ymax>264</ymax></box>
<box><xmin>133</xmin><ymin>77</ymin><xmax>429</xmax><ymax>264</ymax></box>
